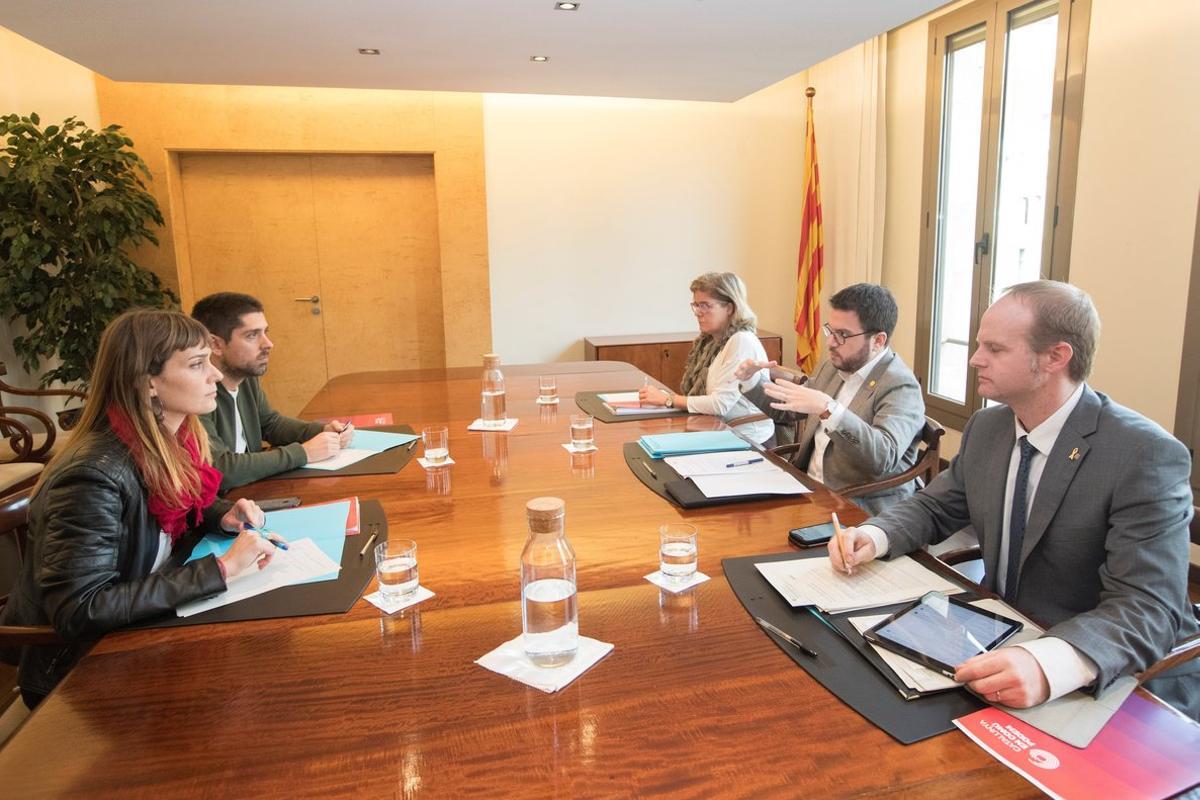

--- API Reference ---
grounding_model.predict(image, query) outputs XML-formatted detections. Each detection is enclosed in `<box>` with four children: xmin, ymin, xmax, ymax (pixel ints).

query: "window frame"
<box><xmin>914</xmin><ymin>0</ymin><xmax>1091</xmax><ymax>430</ymax></box>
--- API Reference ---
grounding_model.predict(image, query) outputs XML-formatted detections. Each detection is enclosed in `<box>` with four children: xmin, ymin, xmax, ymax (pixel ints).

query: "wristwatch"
<box><xmin>818</xmin><ymin>398</ymin><xmax>836</xmax><ymax>421</ymax></box>
<box><xmin>661</xmin><ymin>388</ymin><xmax>673</xmax><ymax>408</ymax></box>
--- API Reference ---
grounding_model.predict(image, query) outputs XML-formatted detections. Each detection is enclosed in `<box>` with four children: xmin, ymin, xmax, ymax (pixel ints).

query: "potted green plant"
<box><xmin>0</xmin><ymin>112</ymin><xmax>177</xmax><ymax>412</ymax></box>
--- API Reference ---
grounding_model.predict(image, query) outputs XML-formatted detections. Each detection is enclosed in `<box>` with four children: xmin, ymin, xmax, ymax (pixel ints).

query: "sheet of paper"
<box><xmin>302</xmin><ymin>448</ymin><xmax>376</xmax><ymax>471</ymax></box>
<box><xmin>664</xmin><ymin>452</ymin><xmax>780</xmax><ymax>477</ymax></box>
<box><xmin>349</xmin><ymin>429</ymin><xmax>418</xmax><ymax>452</ymax></box>
<box><xmin>187</xmin><ymin>500</ymin><xmax>351</xmax><ymax>583</ymax></box>
<box><xmin>754</xmin><ymin>555</ymin><xmax>964</xmax><ymax>612</ymax></box>
<box><xmin>691</xmin><ymin>470</ymin><xmax>810</xmax><ymax>498</ymax></box>
<box><xmin>176</xmin><ymin>538</ymin><xmax>341</xmax><ymax>617</ymax></box>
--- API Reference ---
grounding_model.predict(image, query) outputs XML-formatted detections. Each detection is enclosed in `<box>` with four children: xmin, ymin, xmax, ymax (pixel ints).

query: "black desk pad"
<box><xmin>138</xmin><ymin>499</ymin><xmax>384</xmax><ymax>629</ymax></box>
<box><xmin>264</xmin><ymin>425</ymin><xmax>417</xmax><ymax>480</ymax></box>
<box><xmin>622</xmin><ymin>442</ymin><xmax>794</xmax><ymax>510</ymax></box>
<box><xmin>576</xmin><ymin>390</ymin><xmax>690</xmax><ymax>423</ymax></box>
<box><xmin>722</xmin><ymin>548</ymin><xmax>983</xmax><ymax>743</ymax></box>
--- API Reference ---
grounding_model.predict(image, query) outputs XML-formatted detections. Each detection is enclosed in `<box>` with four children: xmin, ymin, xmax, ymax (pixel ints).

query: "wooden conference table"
<box><xmin>0</xmin><ymin>362</ymin><xmax>1036</xmax><ymax>798</ymax></box>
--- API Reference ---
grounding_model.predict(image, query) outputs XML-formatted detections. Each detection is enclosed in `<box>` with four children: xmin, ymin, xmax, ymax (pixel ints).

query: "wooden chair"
<box><xmin>935</xmin><ymin>546</ymin><xmax>1200</xmax><ymax>688</ymax></box>
<box><xmin>768</xmin><ymin>415</ymin><xmax>946</xmax><ymax>499</ymax></box>
<box><xmin>1189</xmin><ymin>503</ymin><xmax>1199</xmax><ymax>586</ymax></box>
<box><xmin>0</xmin><ymin>362</ymin><xmax>87</xmax><ymax>464</ymax></box>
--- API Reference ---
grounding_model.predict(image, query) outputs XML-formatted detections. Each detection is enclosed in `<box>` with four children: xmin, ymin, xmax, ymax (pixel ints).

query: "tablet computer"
<box><xmin>863</xmin><ymin>591</ymin><xmax>1024</xmax><ymax>678</ymax></box>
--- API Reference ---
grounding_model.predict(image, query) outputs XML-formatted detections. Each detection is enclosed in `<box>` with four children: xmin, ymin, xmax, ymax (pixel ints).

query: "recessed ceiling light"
<box><xmin>357</xmin><ymin>48</ymin><xmax>380</xmax><ymax>55</ymax></box>
<box><xmin>530</xmin><ymin>55</ymin><xmax>550</xmax><ymax>63</ymax></box>
<box><xmin>555</xmin><ymin>2</ymin><xmax>581</xmax><ymax>9</ymax></box>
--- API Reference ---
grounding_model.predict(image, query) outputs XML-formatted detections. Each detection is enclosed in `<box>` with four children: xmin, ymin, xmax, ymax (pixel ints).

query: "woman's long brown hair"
<box><xmin>35</xmin><ymin>309</ymin><xmax>214</xmax><ymax>506</ymax></box>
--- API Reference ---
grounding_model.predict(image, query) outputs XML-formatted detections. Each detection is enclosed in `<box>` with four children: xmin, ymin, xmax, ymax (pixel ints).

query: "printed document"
<box><xmin>754</xmin><ymin>555</ymin><xmax>963</xmax><ymax>612</ymax></box>
<box><xmin>176</xmin><ymin>538</ymin><xmax>341</xmax><ymax>617</ymax></box>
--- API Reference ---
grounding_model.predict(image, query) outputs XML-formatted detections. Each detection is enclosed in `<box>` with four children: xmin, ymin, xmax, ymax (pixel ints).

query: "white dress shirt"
<box><xmin>807</xmin><ymin>348</ymin><xmax>890</xmax><ymax>484</ymax></box>
<box><xmin>863</xmin><ymin>382</ymin><xmax>1099</xmax><ymax>701</ymax></box>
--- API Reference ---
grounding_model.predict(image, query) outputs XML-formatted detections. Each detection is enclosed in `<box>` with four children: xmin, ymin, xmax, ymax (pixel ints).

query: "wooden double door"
<box><xmin>178</xmin><ymin>152</ymin><xmax>446</xmax><ymax>415</ymax></box>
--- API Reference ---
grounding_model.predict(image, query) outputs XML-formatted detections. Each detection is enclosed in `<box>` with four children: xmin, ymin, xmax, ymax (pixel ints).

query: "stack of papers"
<box><xmin>638</xmin><ymin>430</ymin><xmax>752</xmax><ymax>459</ymax></box>
<box><xmin>664</xmin><ymin>452</ymin><xmax>810</xmax><ymax>498</ymax></box>
<box><xmin>187</xmin><ymin>499</ymin><xmax>354</xmax><ymax>584</ymax></box>
<box><xmin>304</xmin><ymin>429</ymin><xmax>418</xmax><ymax>471</ymax></box>
<box><xmin>754</xmin><ymin>555</ymin><xmax>964</xmax><ymax>612</ymax></box>
<box><xmin>598</xmin><ymin>391</ymin><xmax>683</xmax><ymax>416</ymax></box>
<box><xmin>176</xmin><ymin>537</ymin><xmax>342</xmax><ymax>617</ymax></box>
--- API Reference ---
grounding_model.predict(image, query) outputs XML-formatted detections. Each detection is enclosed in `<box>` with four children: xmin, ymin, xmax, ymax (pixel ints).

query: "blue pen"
<box><xmin>725</xmin><ymin>457</ymin><xmax>765</xmax><ymax>469</ymax></box>
<box><xmin>243</xmin><ymin>522</ymin><xmax>289</xmax><ymax>550</ymax></box>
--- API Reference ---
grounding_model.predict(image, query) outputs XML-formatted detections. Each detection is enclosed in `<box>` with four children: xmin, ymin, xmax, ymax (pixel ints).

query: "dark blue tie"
<box><xmin>1003</xmin><ymin>436</ymin><xmax>1038</xmax><ymax>603</ymax></box>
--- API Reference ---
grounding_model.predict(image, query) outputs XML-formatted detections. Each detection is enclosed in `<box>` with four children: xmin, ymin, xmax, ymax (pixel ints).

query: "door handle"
<box><xmin>293</xmin><ymin>295</ymin><xmax>320</xmax><ymax>304</ymax></box>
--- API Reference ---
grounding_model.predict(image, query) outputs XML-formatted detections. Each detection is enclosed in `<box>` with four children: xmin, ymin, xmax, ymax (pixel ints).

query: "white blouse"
<box><xmin>684</xmin><ymin>331</ymin><xmax>775</xmax><ymax>444</ymax></box>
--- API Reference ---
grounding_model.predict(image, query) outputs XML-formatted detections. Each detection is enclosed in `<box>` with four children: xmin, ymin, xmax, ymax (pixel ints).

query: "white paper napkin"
<box><xmin>561</xmin><ymin>443</ymin><xmax>598</xmax><ymax>453</ymax></box>
<box><xmin>536</xmin><ymin>397</ymin><xmax>560</xmax><ymax>405</ymax></box>
<box><xmin>644</xmin><ymin>571</ymin><xmax>710</xmax><ymax>593</ymax></box>
<box><xmin>363</xmin><ymin>586</ymin><xmax>435</xmax><ymax>614</ymax></box>
<box><xmin>475</xmin><ymin>635</ymin><xmax>614</xmax><ymax>693</ymax></box>
<box><xmin>468</xmin><ymin>418</ymin><xmax>519</xmax><ymax>432</ymax></box>
<box><xmin>417</xmin><ymin>456</ymin><xmax>456</xmax><ymax>468</ymax></box>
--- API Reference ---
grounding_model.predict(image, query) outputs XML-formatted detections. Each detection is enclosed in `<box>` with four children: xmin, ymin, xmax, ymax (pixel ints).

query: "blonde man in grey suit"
<box><xmin>736</xmin><ymin>283</ymin><xmax>926</xmax><ymax>515</ymax></box>
<box><xmin>833</xmin><ymin>281</ymin><xmax>1198</xmax><ymax>719</ymax></box>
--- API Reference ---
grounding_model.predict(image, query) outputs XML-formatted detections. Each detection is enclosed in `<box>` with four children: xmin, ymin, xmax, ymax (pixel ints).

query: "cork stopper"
<box><xmin>483</xmin><ymin>353</ymin><xmax>501</xmax><ymax>369</ymax></box>
<box><xmin>526</xmin><ymin>496</ymin><xmax>565</xmax><ymax>532</ymax></box>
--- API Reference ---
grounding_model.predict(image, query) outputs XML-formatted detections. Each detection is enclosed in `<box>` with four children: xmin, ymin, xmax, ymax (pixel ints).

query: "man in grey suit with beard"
<box><xmin>833</xmin><ymin>280</ymin><xmax>1199</xmax><ymax>719</ymax></box>
<box><xmin>736</xmin><ymin>283</ymin><xmax>926</xmax><ymax>514</ymax></box>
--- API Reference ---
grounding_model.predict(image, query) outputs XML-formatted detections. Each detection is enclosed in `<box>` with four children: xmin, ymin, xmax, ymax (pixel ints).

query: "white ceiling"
<box><xmin>1</xmin><ymin>0</ymin><xmax>947</xmax><ymax>102</ymax></box>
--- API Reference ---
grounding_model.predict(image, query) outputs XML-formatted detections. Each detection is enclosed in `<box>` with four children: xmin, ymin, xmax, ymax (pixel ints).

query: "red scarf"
<box><xmin>107</xmin><ymin>407</ymin><xmax>222</xmax><ymax>541</ymax></box>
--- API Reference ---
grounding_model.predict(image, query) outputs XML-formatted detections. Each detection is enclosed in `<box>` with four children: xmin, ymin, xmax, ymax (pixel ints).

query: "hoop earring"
<box><xmin>150</xmin><ymin>395</ymin><xmax>165</xmax><ymax>424</ymax></box>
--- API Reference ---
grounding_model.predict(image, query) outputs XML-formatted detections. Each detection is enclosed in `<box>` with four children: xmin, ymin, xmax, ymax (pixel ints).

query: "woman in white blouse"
<box><xmin>637</xmin><ymin>272</ymin><xmax>774</xmax><ymax>444</ymax></box>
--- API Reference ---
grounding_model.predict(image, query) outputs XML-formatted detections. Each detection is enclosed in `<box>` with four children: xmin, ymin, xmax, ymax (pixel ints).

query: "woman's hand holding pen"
<box><xmin>326</xmin><ymin>419</ymin><xmax>355</xmax><ymax>448</ymax></box>
<box><xmin>218</xmin><ymin>498</ymin><xmax>288</xmax><ymax>576</ymax></box>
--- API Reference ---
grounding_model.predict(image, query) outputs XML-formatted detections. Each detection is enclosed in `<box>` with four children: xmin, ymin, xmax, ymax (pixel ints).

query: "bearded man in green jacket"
<box><xmin>192</xmin><ymin>292</ymin><xmax>353</xmax><ymax>489</ymax></box>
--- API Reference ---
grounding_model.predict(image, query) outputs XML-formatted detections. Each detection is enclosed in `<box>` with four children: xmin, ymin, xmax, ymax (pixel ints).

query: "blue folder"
<box><xmin>350</xmin><ymin>429</ymin><xmax>418</xmax><ymax>452</ymax></box>
<box><xmin>186</xmin><ymin>500</ymin><xmax>352</xmax><ymax>583</ymax></box>
<box><xmin>637</xmin><ymin>430</ymin><xmax>753</xmax><ymax>459</ymax></box>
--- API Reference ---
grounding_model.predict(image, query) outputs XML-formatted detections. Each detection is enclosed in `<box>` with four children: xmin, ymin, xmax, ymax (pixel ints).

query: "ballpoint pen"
<box><xmin>640</xmin><ymin>460</ymin><xmax>658</xmax><ymax>480</ymax></box>
<box><xmin>725</xmin><ymin>457</ymin><xmax>764</xmax><ymax>469</ymax></box>
<box><xmin>243</xmin><ymin>521</ymin><xmax>289</xmax><ymax>550</ymax></box>
<box><xmin>359</xmin><ymin>531</ymin><xmax>378</xmax><ymax>557</ymax></box>
<box><xmin>831</xmin><ymin>512</ymin><xmax>851</xmax><ymax>575</ymax></box>
<box><xmin>754</xmin><ymin>616</ymin><xmax>818</xmax><ymax>658</ymax></box>
<box><xmin>407</xmin><ymin>440</ymin><xmax>418</xmax><ymax>452</ymax></box>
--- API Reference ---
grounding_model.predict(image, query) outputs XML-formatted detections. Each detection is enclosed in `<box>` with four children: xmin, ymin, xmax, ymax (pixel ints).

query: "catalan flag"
<box><xmin>794</xmin><ymin>88</ymin><xmax>824</xmax><ymax>374</ymax></box>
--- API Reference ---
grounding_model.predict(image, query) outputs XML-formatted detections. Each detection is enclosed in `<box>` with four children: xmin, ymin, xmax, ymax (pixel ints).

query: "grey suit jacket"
<box><xmin>867</xmin><ymin>386</ymin><xmax>1199</xmax><ymax>717</ymax></box>
<box><xmin>745</xmin><ymin>351</ymin><xmax>925</xmax><ymax>514</ymax></box>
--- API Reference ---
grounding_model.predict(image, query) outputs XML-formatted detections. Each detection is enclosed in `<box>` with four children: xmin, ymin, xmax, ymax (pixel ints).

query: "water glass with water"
<box><xmin>538</xmin><ymin>375</ymin><xmax>558</xmax><ymax>403</ymax></box>
<box><xmin>569</xmin><ymin>414</ymin><xmax>594</xmax><ymax>450</ymax></box>
<box><xmin>659</xmin><ymin>523</ymin><xmax>698</xmax><ymax>584</ymax></box>
<box><xmin>375</xmin><ymin>539</ymin><xmax>419</xmax><ymax>601</ymax></box>
<box><xmin>422</xmin><ymin>425</ymin><xmax>449</xmax><ymax>464</ymax></box>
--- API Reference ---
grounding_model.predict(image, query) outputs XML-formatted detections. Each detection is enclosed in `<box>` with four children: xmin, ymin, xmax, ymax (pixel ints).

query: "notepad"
<box><xmin>187</xmin><ymin>500</ymin><xmax>352</xmax><ymax>584</ymax></box>
<box><xmin>638</xmin><ymin>430</ymin><xmax>752</xmax><ymax>459</ymax></box>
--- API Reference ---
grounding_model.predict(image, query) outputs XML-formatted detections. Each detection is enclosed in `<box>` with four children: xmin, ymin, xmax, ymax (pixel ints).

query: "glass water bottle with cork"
<box><xmin>481</xmin><ymin>353</ymin><xmax>507</xmax><ymax>428</ymax></box>
<box><xmin>521</xmin><ymin>497</ymin><xmax>578</xmax><ymax>667</ymax></box>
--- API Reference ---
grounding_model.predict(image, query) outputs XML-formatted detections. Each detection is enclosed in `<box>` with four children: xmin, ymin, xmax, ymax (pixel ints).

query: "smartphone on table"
<box><xmin>788</xmin><ymin>521</ymin><xmax>835</xmax><ymax>548</ymax></box>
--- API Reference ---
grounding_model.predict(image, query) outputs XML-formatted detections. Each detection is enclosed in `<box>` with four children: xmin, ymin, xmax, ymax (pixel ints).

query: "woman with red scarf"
<box><xmin>1</xmin><ymin>309</ymin><xmax>282</xmax><ymax>708</ymax></box>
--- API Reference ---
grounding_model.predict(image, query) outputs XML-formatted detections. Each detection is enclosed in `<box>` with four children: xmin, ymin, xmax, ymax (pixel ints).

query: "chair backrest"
<box><xmin>0</xmin><ymin>489</ymin><xmax>33</xmax><ymax>613</ymax></box>
<box><xmin>1190</xmin><ymin>504</ymin><xmax>1199</xmax><ymax>585</ymax></box>
<box><xmin>838</xmin><ymin>416</ymin><xmax>946</xmax><ymax>500</ymax></box>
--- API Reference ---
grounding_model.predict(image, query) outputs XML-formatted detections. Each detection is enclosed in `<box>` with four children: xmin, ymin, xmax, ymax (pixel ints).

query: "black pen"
<box><xmin>640</xmin><ymin>460</ymin><xmax>658</xmax><ymax>480</ymax></box>
<box><xmin>754</xmin><ymin>616</ymin><xmax>818</xmax><ymax>658</ymax></box>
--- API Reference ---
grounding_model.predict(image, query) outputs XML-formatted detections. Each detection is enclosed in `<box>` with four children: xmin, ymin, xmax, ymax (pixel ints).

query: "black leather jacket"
<box><xmin>1</xmin><ymin>428</ymin><xmax>231</xmax><ymax>698</ymax></box>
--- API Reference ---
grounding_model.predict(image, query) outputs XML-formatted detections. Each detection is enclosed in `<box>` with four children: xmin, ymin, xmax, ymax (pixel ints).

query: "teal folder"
<box><xmin>637</xmin><ymin>430</ymin><xmax>753</xmax><ymax>459</ymax></box>
<box><xmin>350</xmin><ymin>429</ymin><xmax>418</xmax><ymax>452</ymax></box>
<box><xmin>186</xmin><ymin>500</ymin><xmax>351</xmax><ymax>583</ymax></box>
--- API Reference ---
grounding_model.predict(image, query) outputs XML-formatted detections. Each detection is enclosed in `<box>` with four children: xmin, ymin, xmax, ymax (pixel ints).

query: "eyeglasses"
<box><xmin>690</xmin><ymin>301</ymin><xmax>729</xmax><ymax>313</ymax></box>
<box><xmin>822</xmin><ymin>322</ymin><xmax>874</xmax><ymax>347</ymax></box>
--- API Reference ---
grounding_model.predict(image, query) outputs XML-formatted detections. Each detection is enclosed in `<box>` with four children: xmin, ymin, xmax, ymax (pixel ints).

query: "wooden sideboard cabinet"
<box><xmin>584</xmin><ymin>330</ymin><xmax>783</xmax><ymax>390</ymax></box>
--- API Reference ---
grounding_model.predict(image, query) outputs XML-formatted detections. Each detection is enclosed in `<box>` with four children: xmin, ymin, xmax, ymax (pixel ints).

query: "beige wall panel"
<box><xmin>310</xmin><ymin>154</ymin><xmax>445</xmax><ymax>376</ymax></box>
<box><xmin>178</xmin><ymin>152</ymin><xmax>329</xmax><ymax>416</ymax></box>
<box><xmin>94</xmin><ymin>79</ymin><xmax>491</xmax><ymax>370</ymax></box>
